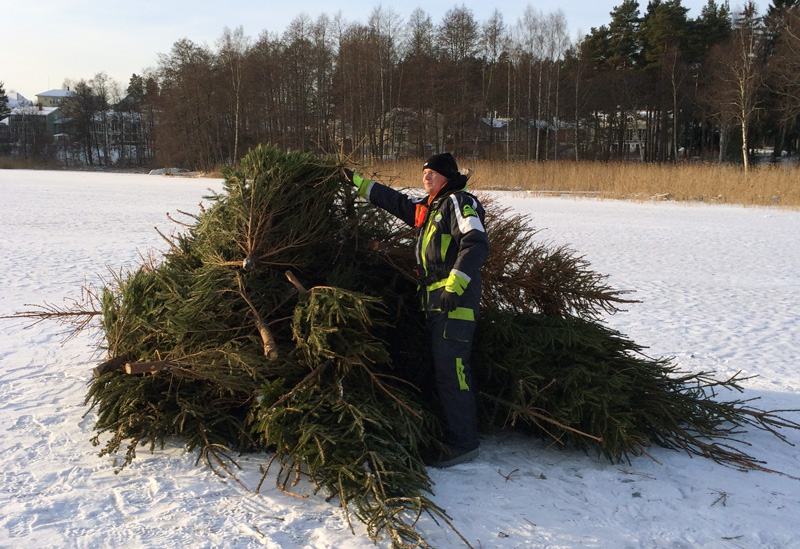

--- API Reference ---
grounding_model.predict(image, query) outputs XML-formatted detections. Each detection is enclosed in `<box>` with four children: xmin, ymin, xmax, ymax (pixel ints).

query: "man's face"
<box><xmin>423</xmin><ymin>169</ymin><xmax>448</xmax><ymax>197</ymax></box>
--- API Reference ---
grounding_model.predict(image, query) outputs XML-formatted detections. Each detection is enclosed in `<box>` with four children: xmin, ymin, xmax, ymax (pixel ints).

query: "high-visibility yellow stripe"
<box><xmin>421</xmin><ymin>219</ymin><xmax>437</xmax><ymax>274</ymax></box>
<box><xmin>445</xmin><ymin>271</ymin><xmax>469</xmax><ymax>295</ymax></box>
<box><xmin>456</xmin><ymin>357</ymin><xmax>469</xmax><ymax>390</ymax></box>
<box><xmin>426</xmin><ymin>279</ymin><xmax>446</xmax><ymax>292</ymax></box>
<box><xmin>447</xmin><ymin>307</ymin><xmax>474</xmax><ymax>321</ymax></box>
<box><xmin>440</xmin><ymin>233</ymin><xmax>451</xmax><ymax>261</ymax></box>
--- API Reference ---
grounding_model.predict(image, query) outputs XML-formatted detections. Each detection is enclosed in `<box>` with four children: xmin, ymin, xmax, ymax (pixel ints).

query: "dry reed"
<box><xmin>4</xmin><ymin>156</ymin><xmax>796</xmax><ymax>209</ymax></box>
<box><xmin>362</xmin><ymin>159</ymin><xmax>800</xmax><ymax>210</ymax></box>
<box><xmin>0</xmin><ymin>157</ymin><xmax>60</xmax><ymax>170</ymax></box>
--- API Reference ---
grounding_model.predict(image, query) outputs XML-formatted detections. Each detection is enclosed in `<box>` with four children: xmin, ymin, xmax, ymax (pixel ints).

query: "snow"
<box><xmin>147</xmin><ymin>168</ymin><xmax>199</xmax><ymax>177</ymax></box>
<box><xmin>5</xmin><ymin>92</ymin><xmax>33</xmax><ymax>109</ymax></box>
<box><xmin>36</xmin><ymin>90</ymin><xmax>74</xmax><ymax>98</ymax></box>
<box><xmin>2</xmin><ymin>169</ymin><xmax>800</xmax><ymax>548</ymax></box>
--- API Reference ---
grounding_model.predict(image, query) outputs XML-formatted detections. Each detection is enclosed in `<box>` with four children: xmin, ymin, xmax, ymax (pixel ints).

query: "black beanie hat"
<box><xmin>423</xmin><ymin>152</ymin><xmax>459</xmax><ymax>180</ymax></box>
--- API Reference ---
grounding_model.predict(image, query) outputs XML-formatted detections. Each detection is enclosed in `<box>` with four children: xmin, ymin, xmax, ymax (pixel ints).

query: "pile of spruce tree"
<box><xmin>45</xmin><ymin>145</ymin><xmax>798</xmax><ymax>547</ymax></box>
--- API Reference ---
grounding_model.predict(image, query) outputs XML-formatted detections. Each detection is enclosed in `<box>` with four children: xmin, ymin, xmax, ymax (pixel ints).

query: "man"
<box><xmin>343</xmin><ymin>152</ymin><xmax>489</xmax><ymax>467</ymax></box>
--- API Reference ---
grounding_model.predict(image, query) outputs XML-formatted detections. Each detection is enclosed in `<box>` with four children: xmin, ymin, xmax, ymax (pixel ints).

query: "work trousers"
<box><xmin>425</xmin><ymin>311</ymin><xmax>480</xmax><ymax>452</ymax></box>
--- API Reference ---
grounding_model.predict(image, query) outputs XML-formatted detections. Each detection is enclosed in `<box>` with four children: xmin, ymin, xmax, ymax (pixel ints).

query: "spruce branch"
<box><xmin>479</xmin><ymin>197</ymin><xmax>638</xmax><ymax>318</ymax></box>
<box><xmin>3</xmin><ymin>283</ymin><xmax>103</xmax><ymax>342</ymax></box>
<box><xmin>236</xmin><ymin>273</ymin><xmax>279</xmax><ymax>360</ymax></box>
<box><xmin>284</xmin><ymin>270</ymin><xmax>308</xmax><ymax>295</ymax></box>
<box><xmin>166</xmin><ymin>211</ymin><xmax>194</xmax><ymax>227</ymax></box>
<box><xmin>197</xmin><ymin>425</ymin><xmax>251</xmax><ymax>492</ymax></box>
<box><xmin>154</xmin><ymin>226</ymin><xmax>182</xmax><ymax>254</ymax></box>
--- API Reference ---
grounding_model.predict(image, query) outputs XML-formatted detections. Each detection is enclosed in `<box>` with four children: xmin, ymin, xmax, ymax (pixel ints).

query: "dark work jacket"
<box><xmin>357</xmin><ymin>176</ymin><xmax>489</xmax><ymax>332</ymax></box>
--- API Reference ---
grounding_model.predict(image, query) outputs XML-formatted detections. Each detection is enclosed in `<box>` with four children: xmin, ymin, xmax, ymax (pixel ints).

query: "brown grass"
<box><xmin>0</xmin><ymin>157</ymin><xmax>61</xmax><ymax>170</ymax></box>
<box><xmin>5</xmin><ymin>156</ymin><xmax>797</xmax><ymax>209</ymax></box>
<box><xmin>362</xmin><ymin>159</ymin><xmax>800</xmax><ymax>210</ymax></box>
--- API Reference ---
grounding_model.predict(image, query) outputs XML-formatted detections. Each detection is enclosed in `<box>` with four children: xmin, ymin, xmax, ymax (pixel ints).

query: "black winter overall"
<box><xmin>354</xmin><ymin>176</ymin><xmax>489</xmax><ymax>453</ymax></box>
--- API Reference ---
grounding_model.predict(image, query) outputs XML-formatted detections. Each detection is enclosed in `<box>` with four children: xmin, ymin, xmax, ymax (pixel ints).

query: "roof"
<box><xmin>2</xmin><ymin>105</ymin><xmax>62</xmax><ymax>126</ymax></box>
<box><xmin>6</xmin><ymin>92</ymin><xmax>32</xmax><ymax>108</ymax></box>
<box><xmin>6</xmin><ymin>105</ymin><xmax>60</xmax><ymax>116</ymax></box>
<box><xmin>36</xmin><ymin>89</ymin><xmax>74</xmax><ymax>98</ymax></box>
<box><xmin>481</xmin><ymin>117</ymin><xmax>510</xmax><ymax>129</ymax></box>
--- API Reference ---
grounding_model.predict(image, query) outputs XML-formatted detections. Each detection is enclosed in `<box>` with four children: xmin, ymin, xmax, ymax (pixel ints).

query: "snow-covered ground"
<box><xmin>2</xmin><ymin>169</ymin><xmax>799</xmax><ymax>548</ymax></box>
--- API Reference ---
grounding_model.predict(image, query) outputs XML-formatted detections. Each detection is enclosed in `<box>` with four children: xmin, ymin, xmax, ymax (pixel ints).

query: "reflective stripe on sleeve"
<box><xmin>450</xmin><ymin>195</ymin><xmax>484</xmax><ymax>234</ymax></box>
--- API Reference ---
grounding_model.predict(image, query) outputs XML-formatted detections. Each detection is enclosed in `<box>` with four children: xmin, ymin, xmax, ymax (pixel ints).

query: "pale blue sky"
<box><xmin>2</xmin><ymin>0</ymin><xmax>762</xmax><ymax>98</ymax></box>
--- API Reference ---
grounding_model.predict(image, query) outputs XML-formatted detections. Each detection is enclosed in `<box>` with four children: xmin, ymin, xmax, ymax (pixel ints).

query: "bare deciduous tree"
<box><xmin>39</xmin><ymin>3</ymin><xmax>800</xmax><ymax>170</ymax></box>
<box><xmin>765</xmin><ymin>6</ymin><xmax>800</xmax><ymax>154</ymax></box>
<box><xmin>438</xmin><ymin>5</ymin><xmax>481</xmax><ymax>154</ymax></box>
<box><xmin>704</xmin><ymin>3</ymin><xmax>765</xmax><ymax>171</ymax></box>
<box><xmin>217</xmin><ymin>26</ymin><xmax>251</xmax><ymax>164</ymax></box>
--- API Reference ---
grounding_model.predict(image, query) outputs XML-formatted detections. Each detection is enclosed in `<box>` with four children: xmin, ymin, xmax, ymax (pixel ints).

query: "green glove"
<box><xmin>342</xmin><ymin>168</ymin><xmax>369</xmax><ymax>198</ymax></box>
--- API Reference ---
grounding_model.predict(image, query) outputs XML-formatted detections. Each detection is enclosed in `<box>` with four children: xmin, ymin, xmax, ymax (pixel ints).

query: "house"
<box><xmin>1</xmin><ymin>104</ymin><xmax>64</xmax><ymax>154</ymax></box>
<box><xmin>476</xmin><ymin>115</ymin><xmax>563</xmax><ymax>159</ymax></box>
<box><xmin>36</xmin><ymin>89</ymin><xmax>74</xmax><ymax>108</ymax></box>
<box><xmin>5</xmin><ymin>104</ymin><xmax>63</xmax><ymax>134</ymax></box>
<box><xmin>1</xmin><ymin>90</ymin><xmax>71</xmax><ymax>153</ymax></box>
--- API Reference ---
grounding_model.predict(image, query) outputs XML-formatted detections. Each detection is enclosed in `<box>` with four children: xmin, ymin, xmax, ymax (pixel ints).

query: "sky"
<box><xmin>2</xmin><ymin>0</ymin><xmax>764</xmax><ymax>100</ymax></box>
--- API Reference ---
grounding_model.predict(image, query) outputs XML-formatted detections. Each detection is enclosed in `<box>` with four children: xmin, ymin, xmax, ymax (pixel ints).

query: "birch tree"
<box><xmin>217</xmin><ymin>26</ymin><xmax>251</xmax><ymax>164</ymax></box>
<box><xmin>545</xmin><ymin>10</ymin><xmax>570</xmax><ymax>159</ymax></box>
<box><xmin>705</xmin><ymin>3</ymin><xmax>764</xmax><ymax>170</ymax></box>
<box><xmin>517</xmin><ymin>7</ymin><xmax>544</xmax><ymax>159</ymax></box>
<box><xmin>475</xmin><ymin>9</ymin><xmax>508</xmax><ymax>157</ymax></box>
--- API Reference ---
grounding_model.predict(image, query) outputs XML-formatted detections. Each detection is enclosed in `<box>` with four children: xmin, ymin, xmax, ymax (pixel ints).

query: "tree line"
<box><xmin>5</xmin><ymin>1</ymin><xmax>800</xmax><ymax>171</ymax></box>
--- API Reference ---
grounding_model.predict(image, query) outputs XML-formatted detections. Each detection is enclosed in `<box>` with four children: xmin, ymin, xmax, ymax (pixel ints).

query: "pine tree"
<box><xmin>0</xmin><ymin>81</ymin><xmax>11</xmax><ymax>121</ymax></box>
<box><xmin>607</xmin><ymin>0</ymin><xmax>643</xmax><ymax>70</ymax></box>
